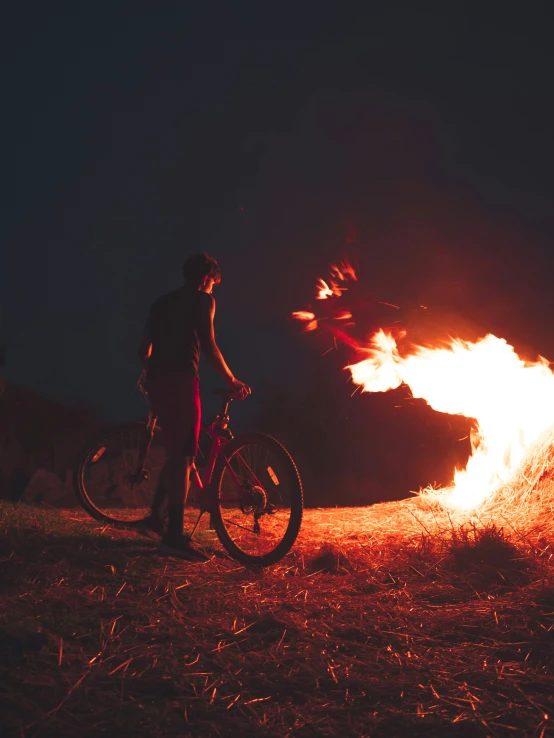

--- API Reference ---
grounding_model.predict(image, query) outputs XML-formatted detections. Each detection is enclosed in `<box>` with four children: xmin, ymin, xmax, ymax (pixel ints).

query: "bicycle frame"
<box><xmin>77</xmin><ymin>374</ymin><xmax>301</xmax><ymax>564</ymax></box>
<box><xmin>193</xmin><ymin>422</ymin><xmax>265</xmax><ymax>505</ymax></box>
<box><xmin>141</xmin><ymin>388</ymin><xmax>266</xmax><ymax>538</ymax></box>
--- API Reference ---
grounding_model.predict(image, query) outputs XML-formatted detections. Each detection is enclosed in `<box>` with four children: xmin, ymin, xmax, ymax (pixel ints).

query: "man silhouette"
<box><xmin>138</xmin><ymin>253</ymin><xmax>250</xmax><ymax>560</ymax></box>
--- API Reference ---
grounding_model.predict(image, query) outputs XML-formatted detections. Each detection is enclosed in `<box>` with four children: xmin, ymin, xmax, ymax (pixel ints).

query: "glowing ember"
<box><xmin>316</xmin><ymin>278</ymin><xmax>335</xmax><ymax>300</ymax></box>
<box><xmin>291</xmin><ymin>311</ymin><xmax>318</xmax><ymax>332</ymax></box>
<box><xmin>293</xmin><ymin>261</ymin><xmax>554</xmax><ymax>512</ymax></box>
<box><xmin>330</xmin><ymin>261</ymin><xmax>357</xmax><ymax>282</ymax></box>
<box><xmin>314</xmin><ymin>259</ymin><xmax>357</xmax><ymax>300</ymax></box>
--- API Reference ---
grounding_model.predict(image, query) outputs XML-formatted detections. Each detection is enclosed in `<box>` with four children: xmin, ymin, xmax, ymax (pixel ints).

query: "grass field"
<box><xmin>1</xmin><ymin>499</ymin><xmax>554</xmax><ymax>737</ymax></box>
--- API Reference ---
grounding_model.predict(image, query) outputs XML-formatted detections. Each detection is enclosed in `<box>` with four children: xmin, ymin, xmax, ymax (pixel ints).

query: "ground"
<box><xmin>1</xmin><ymin>500</ymin><xmax>553</xmax><ymax>738</ymax></box>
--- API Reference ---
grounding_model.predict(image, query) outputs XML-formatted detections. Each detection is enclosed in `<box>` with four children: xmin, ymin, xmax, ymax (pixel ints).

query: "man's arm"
<box><xmin>138</xmin><ymin>315</ymin><xmax>152</xmax><ymax>369</ymax></box>
<box><xmin>198</xmin><ymin>295</ymin><xmax>250</xmax><ymax>397</ymax></box>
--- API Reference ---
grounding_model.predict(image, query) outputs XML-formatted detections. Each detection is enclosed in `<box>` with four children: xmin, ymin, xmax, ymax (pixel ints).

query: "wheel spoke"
<box><xmin>213</xmin><ymin>435</ymin><xmax>302</xmax><ymax>564</ymax></box>
<box><xmin>220</xmin><ymin>516</ymin><xmax>259</xmax><ymax>534</ymax></box>
<box><xmin>78</xmin><ymin>424</ymin><xmax>165</xmax><ymax>524</ymax></box>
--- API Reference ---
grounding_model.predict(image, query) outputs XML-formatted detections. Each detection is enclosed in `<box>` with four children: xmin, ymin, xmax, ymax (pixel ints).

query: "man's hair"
<box><xmin>182</xmin><ymin>253</ymin><xmax>221</xmax><ymax>286</ymax></box>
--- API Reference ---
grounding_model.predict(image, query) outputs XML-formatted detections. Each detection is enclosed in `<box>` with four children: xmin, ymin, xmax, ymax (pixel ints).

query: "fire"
<box><xmin>293</xmin><ymin>261</ymin><xmax>554</xmax><ymax>512</ymax></box>
<box><xmin>348</xmin><ymin>330</ymin><xmax>554</xmax><ymax>510</ymax></box>
<box><xmin>315</xmin><ymin>259</ymin><xmax>357</xmax><ymax>300</ymax></box>
<box><xmin>291</xmin><ymin>311</ymin><xmax>318</xmax><ymax>332</ymax></box>
<box><xmin>316</xmin><ymin>279</ymin><xmax>334</xmax><ymax>300</ymax></box>
<box><xmin>292</xmin><ymin>311</ymin><xmax>316</xmax><ymax>322</ymax></box>
<box><xmin>330</xmin><ymin>261</ymin><xmax>357</xmax><ymax>282</ymax></box>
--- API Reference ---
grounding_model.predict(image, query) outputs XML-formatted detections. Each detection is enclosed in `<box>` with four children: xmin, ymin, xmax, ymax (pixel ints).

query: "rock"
<box><xmin>21</xmin><ymin>468</ymin><xmax>75</xmax><ymax>508</ymax></box>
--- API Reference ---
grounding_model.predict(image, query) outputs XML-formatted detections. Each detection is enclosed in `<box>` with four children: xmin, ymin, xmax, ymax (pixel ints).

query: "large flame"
<box><xmin>349</xmin><ymin>330</ymin><xmax>554</xmax><ymax>510</ymax></box>
<box><xmin>293</xmin><ymin>262</ymin><xmax>554</xmax><ymax>512</ymax></box>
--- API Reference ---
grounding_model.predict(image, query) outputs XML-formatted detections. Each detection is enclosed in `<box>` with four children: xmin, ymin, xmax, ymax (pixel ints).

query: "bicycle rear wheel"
<box><xmin>210</xmin><ymin>432</ymin><xmax>303</xmax><ymax>566</ymax></box>
<box><xmin>75</xmin><ymin>422</ymin><xmax>166</xmax><ymax>526</ymax></box>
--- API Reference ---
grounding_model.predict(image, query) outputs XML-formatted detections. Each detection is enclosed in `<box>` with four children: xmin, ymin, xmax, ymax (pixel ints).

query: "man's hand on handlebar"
<box><xmin>227</xmin><ymin>377</ymin><xmax>251</xmax><ymax>400</ymax></box>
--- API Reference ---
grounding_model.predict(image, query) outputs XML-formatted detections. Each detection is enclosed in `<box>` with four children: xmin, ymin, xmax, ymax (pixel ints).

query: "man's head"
<box><xmin>182</xmin><ymin>253</ymin><xmax>221</xmax><ymax>294</ymax></box>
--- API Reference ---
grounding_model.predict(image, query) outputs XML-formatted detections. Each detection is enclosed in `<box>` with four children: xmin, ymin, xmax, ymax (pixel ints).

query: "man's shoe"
<box><xmin>156</xmin><ymin>534</ymin><xmax>210</xmax><ymax>562</ymax></box>
<box><xmin>136</xmin><ymin>515</ymin><xmax>166</xmax><ymax>541</ymax></box>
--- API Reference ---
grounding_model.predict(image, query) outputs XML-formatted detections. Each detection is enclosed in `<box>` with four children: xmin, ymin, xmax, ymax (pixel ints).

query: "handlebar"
<box><xmin>137</xmin><ymin>374</ymin><xmax>248</xmax><ymax>413</ymax></box>
<box><xmin>212</xmin><ymin>388</ymin><xmax>237</xmax><ymax>399</ymax></box>
<box><xmin>213</xmin><ymin>387</ymin><xmax>246</xmax><ymax>413</ymax></box>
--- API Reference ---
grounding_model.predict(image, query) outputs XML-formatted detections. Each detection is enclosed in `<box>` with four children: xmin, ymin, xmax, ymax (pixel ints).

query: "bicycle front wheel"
<box><xmin>74</xmin><ymin>422</ymin><xmax>166</xmax><ymax>526</ymax></box>
<box><xmin>211</xmin><ymin>432</ymin><xmax>303</xmax><ymax>566</ymax></box>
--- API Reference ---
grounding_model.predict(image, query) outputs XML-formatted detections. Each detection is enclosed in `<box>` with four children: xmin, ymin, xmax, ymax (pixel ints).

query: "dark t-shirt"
<box><xmin>146</xmin><ymin>286</ymin><xmax>213</xmax><ymax>379</ymax></box>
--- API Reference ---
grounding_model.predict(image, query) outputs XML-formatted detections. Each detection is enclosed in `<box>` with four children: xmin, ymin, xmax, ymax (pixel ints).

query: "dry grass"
<box><xmin>414</xmin><ymin>425</ymin><xmax>554</xmax><ymax>541</ymax></box>
<box><xmin>1</xmin><ymin>498</ymin><xmax>554</xmax><ymax>738</ymax></box>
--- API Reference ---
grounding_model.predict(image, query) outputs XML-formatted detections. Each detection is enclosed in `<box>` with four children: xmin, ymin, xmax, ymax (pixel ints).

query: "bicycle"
<box><xmin>74</xmin><ymin>381</ymin><xmax>303</xmax><ymax>566</ymax></box>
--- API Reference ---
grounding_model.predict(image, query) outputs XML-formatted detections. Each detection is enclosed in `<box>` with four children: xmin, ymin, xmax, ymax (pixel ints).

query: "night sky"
<box><xmin>3</xmin><ymin>3</ymin><xmax>554</xmax><ymax>434</ymax></box>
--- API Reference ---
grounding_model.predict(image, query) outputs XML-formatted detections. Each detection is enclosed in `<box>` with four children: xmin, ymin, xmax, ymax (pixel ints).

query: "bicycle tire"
<box><xmin>74</xmin><ymin>421</ymin><xmax>162</xmax><ymax>526</ymax></box>
<box><xmin>210</xmin><ymin>432</ymin><xmax>303</xmax><ymax>566</ymax></box>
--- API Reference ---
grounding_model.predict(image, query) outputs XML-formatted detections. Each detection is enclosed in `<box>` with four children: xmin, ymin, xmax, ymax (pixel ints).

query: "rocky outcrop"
<box><xmin>20</xmin><ymin>468</ymin><xmax>76</xmax><ymax>508</ymax></box>
<box><xmin>0</xmin><ymin>383</ymin><xmax>108</xmax><ymax>502</ymax></box>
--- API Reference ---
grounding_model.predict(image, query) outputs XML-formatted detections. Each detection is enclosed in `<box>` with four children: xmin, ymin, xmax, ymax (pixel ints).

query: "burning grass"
<box><xmin>478</xmin><ymin>425</ymin><xmax>554</xmax><ymax>532</ymax></box>
<box><xmin>2</xmin><ymin>499</ymin><xmax>554</xmax><ymax>737</ymax></box>
<box><xmin>406</xmin><ymin>424</ymin><xmax>554</xmax><ymax>553</ymax></box>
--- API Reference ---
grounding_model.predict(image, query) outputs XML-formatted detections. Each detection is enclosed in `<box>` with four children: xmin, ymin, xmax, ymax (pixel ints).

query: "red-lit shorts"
<box><xmin>145</xmin><ymin>373</ymin><xmax>201</xmax><ymax>458</ymax></box>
